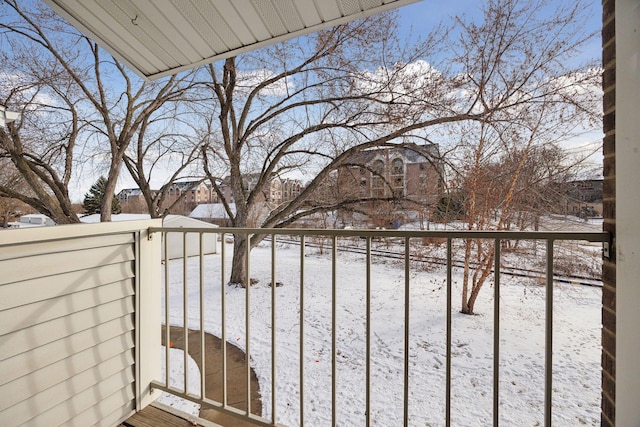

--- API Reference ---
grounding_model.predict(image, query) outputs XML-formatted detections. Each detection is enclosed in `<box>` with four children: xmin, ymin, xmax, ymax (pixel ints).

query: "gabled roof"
<box><xmin>345</xmin><ymin>143</ymin><xmax>439</xmax><ymax>165</ymax></box>
<box><xmin>43</xmin><ymin>0</ymin><xmax>418</xmax><ymax>81</ymax></box>
<box><xmin>170</xmin><ymin>180</ymin><xmax>207</xmax><ymax>189</ymax></box>
<box><xmin>117</xmin><ymin>188</ymin><xmax>143</xmax><ymax>196</ymax></box>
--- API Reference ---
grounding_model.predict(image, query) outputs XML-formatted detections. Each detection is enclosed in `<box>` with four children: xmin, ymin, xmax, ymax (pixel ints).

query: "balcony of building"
<box><xmin>0</xmin><ymin>0</ymin><xmax>638</xmax><ymax>425</ymax></box>
<box><xmin>0</xmin><ymin>221</ymin><xmax>610</xmax><ymax>426</ymax></box>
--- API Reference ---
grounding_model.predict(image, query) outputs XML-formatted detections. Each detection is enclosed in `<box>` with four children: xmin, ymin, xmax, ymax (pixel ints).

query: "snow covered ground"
<box><xmin>157</xmin><ymin>347</ymin><xmax>201</xmax><ymax>416</ymax></box>
<box><xmin>162</xmin><ymin>234</ymin><xmax>602</xmax><ymax>426</ymax></box>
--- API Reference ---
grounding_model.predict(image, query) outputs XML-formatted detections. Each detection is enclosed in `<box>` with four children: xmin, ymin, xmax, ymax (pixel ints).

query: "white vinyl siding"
<box><xmin>0</xmin><ymin>220</ymin><xmax>161</xmax><ymax>427</ymax></box>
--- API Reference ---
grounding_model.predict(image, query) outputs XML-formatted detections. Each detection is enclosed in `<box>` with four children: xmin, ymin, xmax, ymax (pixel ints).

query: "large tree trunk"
<box><xmin>229</xmin><ymin>234</ymin><xmax>249</xmax><ymax>287</ymax></box>
<box><xmin>229</xmin><ymin>231</ymin><xmax>269</xmax><ymax>287</ymax></box>
<box><xmin>100</xmin><ymin>161</ymin><xmax>121</xmax><ymax>222</ymax></box>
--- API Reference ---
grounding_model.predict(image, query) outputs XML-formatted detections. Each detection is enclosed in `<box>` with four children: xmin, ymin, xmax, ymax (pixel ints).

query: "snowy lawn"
<box><xmin>162</xmin><ymin>238</ymin><xmax>601</xmax><ymax>426</ymax></box>
<box><xmin>157</xmin><ymin>347</ymin><xmax>201</xmax><ymax>416</ymax></box>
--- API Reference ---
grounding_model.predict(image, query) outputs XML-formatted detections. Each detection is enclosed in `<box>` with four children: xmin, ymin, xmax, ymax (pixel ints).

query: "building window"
<box><xmin>372</xmin><ymin>160</ymin><xmax>385</xmax><ymax>190</ymax></box>
<box><xmin>391</xmin><ymin>158</ymin><xmax>404</xmax><ymax>196</ymax></box>
<box><xmin>392</xmin><ymin>158</ymin><xmax>403</xmax><ymax>175</ymax></box>
<box><xmin>373</xmin><ymin>160</ymin><xmax>384</xmax><ymax>174</ymax></box>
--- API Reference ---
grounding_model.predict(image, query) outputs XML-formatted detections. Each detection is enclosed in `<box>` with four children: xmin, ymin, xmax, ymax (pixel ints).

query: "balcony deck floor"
<box><xmin>120</xmin><ymin>403</ymin><xmax>215</xmax><ymax>427</ymax></box>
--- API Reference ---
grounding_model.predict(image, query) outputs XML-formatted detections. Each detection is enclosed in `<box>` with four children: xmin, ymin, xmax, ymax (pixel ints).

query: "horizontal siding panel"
<box><xmin>0</xmin><ymin>297</ymin><xmax>135</xmax><ymax>360</ymax></box>
<box><xmin>0</xmin><ymin>334</ymin><xmax>134</xmax><ymax>410</ymax></box>
<box><xmin>82</xmin><ymin>399</ymin><xmax>135</xmax><ymax>427</ymax></box>
<box><xmin>0</xmin><ymin>261</ymin><xmax>134</xmax><ymax>308</ymax></box>
<box><xmin>0</xmin><ymin>317</ymin><xmax>134</xmax><ymax>386</ymax></box>
<box><xmin>0</xmin><ymin>232</ymin><xmax>135</xmax><ymax>262</ymax></box>
<box><xmin>1</xmin><ymin>355</ymin><xmax>134</xmax><ymax>425</ymax></box>
<box><xmin>0</xmin><ymin>243</ymin><xmax>135</xmax><ymax>286</ymax></box>
<box><xmin>0</xmin><ymin>279</ymin><xmax>134</xmax><ymax>336</ymax></box>
<box><xmin>0</xmin><ymin>222</ymin><xmax>161</xmax><ymax>427</ymax></box>
<box><xmin>20</xmin><ymin>370</ymin><xmax>135</xmax><ymax>427</ymax></box>
<box><xmin>62</xmin><ymin>385</ymin><xmax>136</xmax><ymax>427</ymax></box>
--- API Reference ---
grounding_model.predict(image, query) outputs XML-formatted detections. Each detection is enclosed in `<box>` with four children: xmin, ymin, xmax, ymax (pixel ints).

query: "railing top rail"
<box><xmin>0</xmin><ymin>219</ymin><xmax>162</xmax><ymax>247</ymax></box>
<box><xmin>150</xmin><ymin>226</ymin><xmax>610</xmax><ymax>243</ymax></box>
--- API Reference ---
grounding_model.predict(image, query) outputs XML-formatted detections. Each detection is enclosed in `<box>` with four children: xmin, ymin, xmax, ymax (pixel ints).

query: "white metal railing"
<box><xmin>149</xmin><ymin>227</ymin><xmax>609</xmax><ymax>427</ymax></box>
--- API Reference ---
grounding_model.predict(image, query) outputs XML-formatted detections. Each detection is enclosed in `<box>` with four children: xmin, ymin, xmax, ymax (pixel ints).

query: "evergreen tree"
<box><xmin>82</xmin><ymin>176</ymin><xmax>121</xmax><ymax>215</ymax></box>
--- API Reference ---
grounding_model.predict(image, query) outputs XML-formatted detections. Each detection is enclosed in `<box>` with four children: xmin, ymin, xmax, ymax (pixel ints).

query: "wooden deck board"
<box><xmin>120</xmin><ymin>403</ymin><xmax>218</xmax><ymax>427</ymax></box>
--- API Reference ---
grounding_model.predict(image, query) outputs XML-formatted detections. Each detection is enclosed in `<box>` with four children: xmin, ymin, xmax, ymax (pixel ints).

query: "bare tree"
<box><xmin>451</xmin><ymin>100</ymin><xmax>599</xmax><ymax>313</ymax></box>
<box><xmin>195</xmin><ymin>0</ymin><xmax>598</xmax><ymax>287</ymax></box>
<box><xmin>454</xmin><ymin>126</ymin><xmax>598</xmax><ymax>314</ymax></box>
<box><xmin>122</xmin><ymin>107</ymin><xmax>204</xmax><ymax>218</ymax></box>
<box><xmin>438</xmin><ymin>0</ymin><xmax>601</xmax><ymax>314</ymax></box>
<box><xmin>0</xmin><ymin>160</ymin><xmax>33</xmax><ymax>227</ymax></box>
<box><xmin>0</xmin><ymin>72</ymin><xmax>81</xmax><ymax>224</ymax></box>
<box><xmin>198</xmin><ymin>12</ymin><xmax>466</xmax><ymax>285</ymax></box>
<box><xmin>0</xmin><ymin>1</ymin><xmax>198</xmax><ymax>221</ymax></box>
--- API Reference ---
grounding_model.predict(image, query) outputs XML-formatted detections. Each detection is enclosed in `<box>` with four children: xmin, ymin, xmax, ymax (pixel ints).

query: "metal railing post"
<box><xmin>299</xmin><ymin>235</ymin><xmax>305</xmax><ymax>425</ymax></box>
<box><xmin>545</xmin><ymin>239</ymin><xmax>554</xmax><ymax>427</ymax></box>
<box><xmin>365</xmin><ymin>236</ymin><xmax>372</xmax><ymax>427</ymax></box>
<box><xmin>332</xmin><ymin>235</ymin><xmax>338</xmax><ymax>426</ymax></box>
<box><xmin>221</xmin><ymin>233</ymin><xmax>228</xmax><ymax>406</ymax></box>
<box><xmin>164</xmin><ymin>232</ymin><xmax>170</xmax><ymax>390</ymax></box>
<box><xmin>446</xmin><ymin>237</ymin><xmax>452</xmax><ymax>427</ymax></box>
<box><xmin>182</xmin><ymin>232</ymin><xmax>189</xmax><ymax>395</ymax></box>
<box><xmin>403</xmin><ymin>237</ymin><xmax>410</xmax><ymax>427</ymax></box>
<box><xmin>246</xmin><ymin>233</ymin><xmax>252</xmax><ymax>416</ymax></box>
<box><xmin>493</xmin><ymin>238</ymin><xmax>501</xmax><ymax>427</ymax></box>
<box><xmin>271</xmin><ymin>233</ymin><xmax>277</xmax><ymax>424</ymax></box>
<box><xmin>200</xmin><ymin>232</ymin><xmax>206</xmax><ymax>399</ymax></box>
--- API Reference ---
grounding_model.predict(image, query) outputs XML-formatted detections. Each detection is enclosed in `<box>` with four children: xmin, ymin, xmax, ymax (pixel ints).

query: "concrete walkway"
<box><xmin>162</xmin><ymin>326</ymin><xmax>262</xmax><ymax>426</ymax></box>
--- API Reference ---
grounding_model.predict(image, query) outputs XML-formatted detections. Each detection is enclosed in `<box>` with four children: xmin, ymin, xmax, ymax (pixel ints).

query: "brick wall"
<box><xmin>601</xmin><ymin>0</ymin><xmax>615</xmax><ymax>425</ymax></box>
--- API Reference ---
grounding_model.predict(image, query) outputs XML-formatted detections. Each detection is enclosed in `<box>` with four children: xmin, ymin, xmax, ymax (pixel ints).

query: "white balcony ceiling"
<box><xmin>43</xmin><ymin>0</ymin><xmax>418</xmax><ymax>80</ymax></box>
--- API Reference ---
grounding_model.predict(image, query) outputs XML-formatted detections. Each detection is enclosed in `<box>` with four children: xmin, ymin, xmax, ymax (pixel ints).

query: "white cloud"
<box><xmin>0</xmin><ymin>71</ymin><xmax>59</xmax><ymax>109</ymax></box>
<box><xmin>235</xmin><ymin>68</ymin><xmax>295</xmax><ymax>97</ymax></box>
<box><xmin>353</xmin><ymin>60</ymin><xmax>444</xmax><ymax>103</ymax></box>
